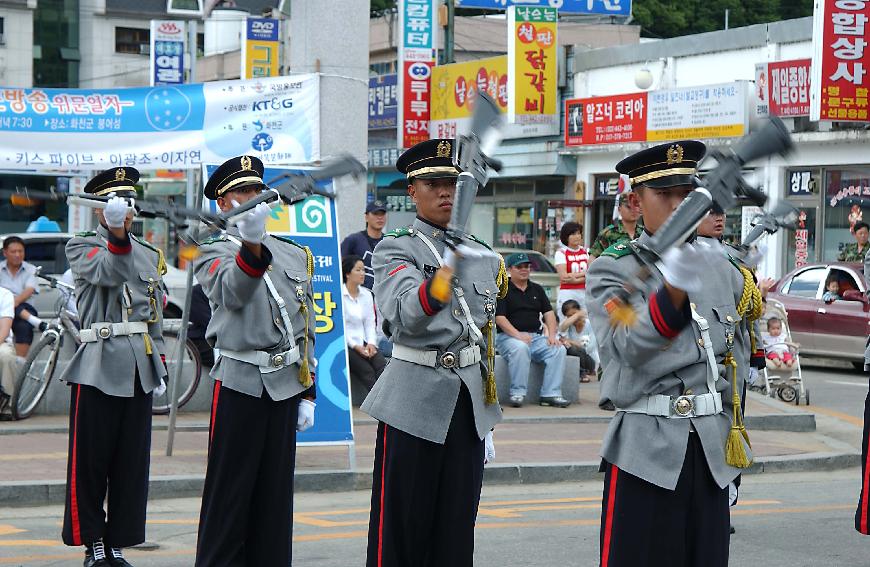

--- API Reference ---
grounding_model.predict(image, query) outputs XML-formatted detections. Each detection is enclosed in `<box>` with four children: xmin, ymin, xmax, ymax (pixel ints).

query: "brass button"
<box><xmin>685</xmin><ymin>389</ymin><xmax>694</xmax><ymax>395</ymax></box>
<box><xmin>275</xmin><ymin>317</ymin><xmax>282</xmax><ymax>326</ymax></box>
<box><xmin>268</xmin><ymin>265</ymin><xmax>273</xmax><ymax>271</ymax></box>
<box><xmin>453</xmin><ymin>309</ymin><xmax>462</xmax><ymax>317</ymax></box>
<box><xmin>485</xmin><ymin>289</ymin><xmax>491</xmax><ymax>294</ymax></box>
<box><xmin>726</xmin><ymin>315</ymin><xmax>734</xmax><ymax>322</ymax></box>
<box><xmin>697</xmin><ymin>338</ymin><xmax>705</xmax><ymax>347</ymax></box>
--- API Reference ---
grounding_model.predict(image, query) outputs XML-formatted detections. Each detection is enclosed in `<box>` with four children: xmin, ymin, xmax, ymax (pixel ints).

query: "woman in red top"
<box><xmin>554</xmin><ymin>221</ymin><xmax>589</xmax><ymax>318</ymax></box>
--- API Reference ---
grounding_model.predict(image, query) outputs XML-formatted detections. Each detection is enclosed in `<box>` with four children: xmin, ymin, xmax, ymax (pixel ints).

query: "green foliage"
<box><xmin>632</xmin><ymin>0</ymin><xmax>814</xmax><ymax>39</ymax></box>
<box><xmin>371</xmin><ymin>0</ymin><xmax>396</xmax><ymax>17</ymax></box>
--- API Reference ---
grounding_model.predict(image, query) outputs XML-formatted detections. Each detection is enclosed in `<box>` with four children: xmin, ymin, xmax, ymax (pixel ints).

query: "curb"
<box><xmin>0</xmin><ymin>451</ymin><xmax>858</xmax><ymax>508</ymax></box>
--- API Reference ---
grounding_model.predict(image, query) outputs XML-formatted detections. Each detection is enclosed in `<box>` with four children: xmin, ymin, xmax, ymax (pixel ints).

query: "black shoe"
<box><xmin>601</xmin><ymin>401</ymin><xmax>616</xmax><ymax>411</ymax></box>
<box><xmin>85</xmin><ymin>540</ymin><xmax>111</xmax><ymax>567</ymax></box>
<box><xmin>730</xmin><ymin>524</ymin><xmax>736</xmax><ymax>534</ymax></box>
<box><xmin>108</xmin><ymin>548</ymin><xmax>133</xmax><ymax>566</ymax></box>
<box><xmin>38</xmin><ymin>321</ymin><xmax>48</xmax><ymax>332</ymax></box>
<box><xmin>0</xmin><ymin>393</ymin><xmax>9</xmax><ymax>414</ymax></box>
<box><xmin>539</xmin><ymin>396</ymin><xmax>570</xmax><ymax>408</ymax></box>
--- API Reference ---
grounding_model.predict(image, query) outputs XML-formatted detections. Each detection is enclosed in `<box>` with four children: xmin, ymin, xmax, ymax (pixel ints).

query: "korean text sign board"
<box><xmin>755</xmin><ymin>59</ymin><xmax>812</xmax><ymax>117</ymax></box>
<box><xmin>398</xmin><ymin>0</ymin><xmax>438</xmax><ymax>148</ymax></box>
<box><xmin>0</xmin><ymin>75</ymin><xmax>320</xmax><ymax>171</ymax></box>
<box><xmin>150</xmin><ymin>20</ymin><xmax>186</xmax><ymax>86</ymax></box>
<box><xmin>430</xmin><ymin>56</ymin><xmax>509</xmax><ymax>139</ymax></box>
<box><xmin>507</xmin><ymin>5</ymin><xmax>559</xmax><ymax>136</ymax></box>
<box><xmin>811</xmin><ymin>0</ymin><xmax>870</xmax><ymax>121</ymax></box>
<box><xmin>369</xmin><ymin>74</ymin><xmax>398</xmax><ymax>130</ymax></box>
<box><xmin>564</xmin><ymin>92</ymin><xmax>647</xmax><ymax>146</ymax></box>
<box><xmin>204</xmin><ymin>165</ymin><xmax>353</xmax><ymax>444</ymax></box>
<box><xmin>242</xmin><ymin>18</ymin><xmax>280</xmax><ymax>79</ymax></box>
<box><xmin>455</xmin><ymin>0</ymin><xmax>630</xmax><ymax>16</ymax></box>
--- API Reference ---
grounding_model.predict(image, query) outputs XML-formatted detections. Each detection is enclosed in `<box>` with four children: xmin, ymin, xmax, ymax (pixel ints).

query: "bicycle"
<box><xmin>11</xmin><ymin>273</ymin><xmax>203</xmax><ymax>419</ymax></box>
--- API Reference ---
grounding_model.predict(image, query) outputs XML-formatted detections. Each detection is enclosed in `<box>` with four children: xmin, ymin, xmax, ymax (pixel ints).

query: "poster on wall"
<box><xmin>0</xmin><ymin>75</ymin><xmax>320</xmax><ymax>171</ymax></box>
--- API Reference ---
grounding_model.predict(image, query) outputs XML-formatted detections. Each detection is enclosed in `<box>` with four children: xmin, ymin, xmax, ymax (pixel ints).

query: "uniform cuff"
<box><xmin>649</xmin><ymin>287</ymin><xmax>690</xmax><ymax>339</ymax></box>
<box><xmin>106</xmin><ymin>231</ymin><xmax>132</xmax><ymax>255</ymax></box>
<box><xmin>302</xmin><ymin>375</ymin><xmax>316</xmax><ymax>400</ymax></box>
<box><xmin>418</xmin><ymin>278</ymin><xmax>446</xmax><ymax>316</ymax></box>
<box><xmin>750</xmin><ymin>351</ymin><xmax>767</xmax><ymax>369</ymax></box>
<box><xmin>235</xmin><ymin>243</ymin><xmax>272</xmax><ymax>278</ymax></box>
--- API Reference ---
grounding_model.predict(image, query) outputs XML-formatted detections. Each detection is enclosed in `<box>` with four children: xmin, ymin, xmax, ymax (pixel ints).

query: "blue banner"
<box><xmin>204</xmin><ymin>165</ymin><xmax>354</xmax><ymax>445</ymax></box>
<box><xmin>368</xmin><ymin>74</ymin><xmax>398</xmax><ymax>130</ymax></box>
<box><xmin>246</xmin><ymin>17</ymin><xmax>280</xmax><ymax>41</ymax></box>
<box><xmin>153</xmin><ymin>40</ymin><xmax>185</xmax><ymax>86</ymax></box>
<box><xmin>455</xmin><ymin>0</ymin><xmax>631</xmax><ymax>16</ymax></box>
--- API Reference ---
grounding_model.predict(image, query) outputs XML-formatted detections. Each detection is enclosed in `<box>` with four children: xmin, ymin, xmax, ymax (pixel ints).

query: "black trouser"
<box><xmin>348</xmin><ymin>348</ymin><xmax>387</xmax><ymax>392</ymax></box>
<box><xmin>856</xmin><ymin>376</ymin><xmax>870</xmax><ymax>534</ymax></box>
<box><xmin>195</xmin><ymin>382</ymin><xmax>298</xmax><ymax>567</ymax></box>
<box><xmin>62</xmin><ymin>382</ymin><xmax>153</xmax><ymax>548</ymax></box>
<box><xmin>565</xmin><ymin>345</ymin><xmax>596</xmax><ymax>376</ymax></box>
<box><xmin>599</xmin><ymin>434</ymin><xmax>730</xmax><ymax>567</ymax></box>
<box><xmin>13</xmin><ymin>303</ymin><xmax>37</xmax><ymax>345</ymax></box>
<box><xmin>366</xmin><ymin>385</ymin><xmax>484</xmax><ymax>567</ymax></box>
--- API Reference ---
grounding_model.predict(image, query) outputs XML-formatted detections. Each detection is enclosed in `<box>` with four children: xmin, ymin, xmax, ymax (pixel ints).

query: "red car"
<box><xmin>767</xmin><ymin>262</ymin><xmax>868</xmax><ymax>368</ymax></box>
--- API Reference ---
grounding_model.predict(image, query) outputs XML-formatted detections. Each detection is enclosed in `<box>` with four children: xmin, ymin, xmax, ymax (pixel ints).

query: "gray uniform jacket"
<box><xmin>193</xmin><ymin>229</ymin><xmax>315</xmax><ymax>401</ymax></box>
<box><xmin>361</xmin><ymin>217</ymin><xmax>504</xmax><ymax>444</ymax></box>
<box><xmin>587</xmin><ymin>232</ymin><xmax>746</xmax><ymax>491</ymax></box>
<box><xmin>62</xmin><ymin>226</ymin><xmax>167</xmax><ymax>396</ymax></box>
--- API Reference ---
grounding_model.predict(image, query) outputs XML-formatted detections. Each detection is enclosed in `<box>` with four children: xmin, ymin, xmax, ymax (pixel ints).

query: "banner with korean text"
<box><xmin>456</xmin><ymin>0</ymin><xmax>630</xmax><ymax>17</ymax></box>
<box><xmin>150</xmin><ymin>20</ymin><xmax>186</xmax><ymax>86</ymax></box>
<box><xmin>811</xmin><ymin>0</ymin><xmax>870</xmax><ymax>121</ymax></box>
<box><xmin>242</xmin><ymin>17</ymin><xmax>280</xmax><ymax>79</ymax></box>
<box><xmin>203</xmin><ymin>164</ymin><xmax>353</xmax><ymax>445</ymax></box>
<box><xmin>564</xmin><ymin>92</ymin><xmax>647</xmax><ymax>146</ymax></box>
<box><xmin>507</xmin><ymin>5</ymin><xmax>559</xmax><ymax>136</ymax></box>
<box><xmin>369</xmin><ymin>74</ymin><xmax>398</xmax><ymax>130</ymax></box>
<box><xmin>755</xmin><ymin>59</ymin><xmax>811</xmax><ymax>117</ymax></box>
<box><xmin>430</xmin><ymin>56</ymin><xmax>509</xmax><ymax>139</ymax></box>
<box><xmin>398</xmin><ymin>0</ymin><xmax>438</xmax><ymax>148</ymax></box>
<box><xmin>0</xmin><ymin>74</ymin><xmax>320</xmax><ymax>171</ymax></box>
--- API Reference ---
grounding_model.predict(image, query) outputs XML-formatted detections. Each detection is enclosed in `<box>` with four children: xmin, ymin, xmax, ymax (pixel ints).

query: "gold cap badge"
<box><xmin>666</xmin><ymin>144</ymin><xmax>684</xmax><ymax>165</ymax></box>
<box><xmin>115</xmin><ymin>168</ymin><xmax>125</xmax><ymax>181</ymax></box>
<box><xmin>240</xmin><ymin>155</ymin><xmax>252</xmax><ymax>170</ymax></box>
<box><xmin>436</xmin><ymin>140</ymin><xmax>452</xmax><ymax>158</ymax></box>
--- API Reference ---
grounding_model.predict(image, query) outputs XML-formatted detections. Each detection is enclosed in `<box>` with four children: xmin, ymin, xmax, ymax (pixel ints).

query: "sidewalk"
<box><xmin>0</xmin><ymin>383</ymin><xmax>859</xmax><ymax>507</ymax></box>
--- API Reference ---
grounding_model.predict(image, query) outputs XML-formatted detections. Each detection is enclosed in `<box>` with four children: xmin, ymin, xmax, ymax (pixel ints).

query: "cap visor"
<box><xmin>412</xmin><ymin>171</ymin><xmax>459</xmax><ymax>180</ymax></box>
<box><xmin>641</xmin><ymin>174</ymin><xmax>699</xmax><ymax>189</ymax></box>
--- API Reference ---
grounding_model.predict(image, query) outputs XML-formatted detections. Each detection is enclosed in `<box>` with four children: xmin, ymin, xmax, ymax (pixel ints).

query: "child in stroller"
<box><xmin>762</xmin><ymin>317</ymin><xmax>797</xmax><ymax>369</ymax></box>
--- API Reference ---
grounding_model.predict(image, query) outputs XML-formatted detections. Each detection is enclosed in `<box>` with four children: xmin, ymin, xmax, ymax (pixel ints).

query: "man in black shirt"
<box><xmin>495</xmin><ymin>253</ymin><xmax>569</xmax><ymax>408</ymax></box>
<box><xmin>340</xmin><ymin>200</ymin><xmax>388</xmax><ymax>289</ymax></box>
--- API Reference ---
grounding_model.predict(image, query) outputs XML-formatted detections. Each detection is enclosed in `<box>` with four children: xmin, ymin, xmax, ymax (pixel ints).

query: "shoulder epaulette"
<box><xmin>75</xmin><ymin>231</ymin><xmax>96</xmax><ymax>237</ymax></box>
<box><xmin>272</xmin><ymin>235</ymin><xmax>314</xmax><ymax>278</ymax></box>
<box><xmin>130</xmin><ymin>234</ymin><xmax>168</xmax><ymax>276</ymax></box>
<box><xmin>384</xmin><ymin>226</ymin><xmax>413</xmax><ymax>238</ymax></box>
<box><xmin>468</xmin><ymin>233</ymin><xmax>493</xmax><ymax>251</ymax></box>
<box><xmin>200</xmin><ymin>234</ymin><xmax>228</xmax><ymax>246</ymax></box>
<box><xmin>600</xmin><ymin>242</ymin><xmax>634</xmax><ymax>259</ymax></box>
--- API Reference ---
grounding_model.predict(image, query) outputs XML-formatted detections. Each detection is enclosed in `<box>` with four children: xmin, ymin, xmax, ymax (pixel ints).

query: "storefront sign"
<box><xmin>0</xmin><ymin>75</ymin><xmax>320</xmax><ymax>171</ymax></box>
<box><xmin>507</xmin><ymin>5</ymin><xmax>560</xmax><ymax>137</ymax></box>
<box><xmin>755</xmin><ymin>59</ymin><xmax>811</xmax><ymax>117</ymax></box>
<box><xmin>242</xmin><ymin>18</ymin><xmax>280</xmax><ymax>79</ymax></box>
<box><xmin>430</xmin><ymin>56</ymin><xmax>509</xmax><ymax>139</ymax></box>
<box><xmin>564</xmin><ymin>92</ymin><xmax>647</xmax><ymax>146</ymax></box>
<box><xmin>397</xmin><ymin>0</ymin><xmax>438</xmax><ymax>148</ymax></box>
<box><xmin>150</xmin><ymin>20</ymin><xmax>186</xmax><ymax>86</ymax></box>
<box><xmin>369</xmin><ymin>74</ymin><xmax>398</xmax><ymax>130</ymax></box>
<box><xmin>795</xmin><ymin>209</ymin><xmax>811</xmax><ymax>267</ymax></box>
<box><xmin>367</xmin><ymin>147</ymin><xmax>402</xmax><ymax>169</ymax></box>
<box><xmin>647</xmin><ymin>82</ymin><xmax>748</xmax><ymax>141</ymax></box>
<box><xmin>456</xmin><ymin>0</ymin><xmax>630</xmax><ymax>16</ymax></box>
<box><xmin>788</xmin><ymin>170</ymin><xmax>815</xmax><ymax>195</ymax></box>
<box><xmin>811</xmin><ymin>0</ymin><xmax>870</xmax><ymax>121</ymax></box>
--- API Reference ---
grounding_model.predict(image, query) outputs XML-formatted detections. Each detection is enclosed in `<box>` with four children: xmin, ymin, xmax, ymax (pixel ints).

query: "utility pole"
<box><xmin>441</xmin><ymin>0</ymin><xmax>455</xmax><ymax>65</ymax></box>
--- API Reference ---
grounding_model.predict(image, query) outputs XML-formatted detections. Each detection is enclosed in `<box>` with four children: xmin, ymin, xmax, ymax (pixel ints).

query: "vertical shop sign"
<box><xmin>242</xmin><ymin>18</ymin><xmax>280</xmax><ymax>79</ymax></box>
<box><xmin>397</xmin><ymin>0</ymin><xmax>438</xmax><ymax>148</ymax></box>
<box><xmin>507</xmin><ymin>5</ymin><xmax>559</xmax><ymax>136</ymax></box>
<box><xmin>795</xmin><ymin>210</ymin><xmax>810</xmax><ymax>267</ymax></box>
<box><xmin>150</xmin><ymin>20</ymin><xmax>186</xmax><ymax>86</ymax></box>
<box><xmin>811</xmin><ymin>0</ymin><xmax>870</xmax><ymax>121</ymax></box>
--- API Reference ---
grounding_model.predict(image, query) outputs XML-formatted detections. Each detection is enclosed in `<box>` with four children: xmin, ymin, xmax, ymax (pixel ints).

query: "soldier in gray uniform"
<box><xmin>193</xmin><ymin>155</ymin><xmax>316</xmax><ymax>567</ymax></box>
<box><xmin>856</xmin><ymin>248</ymin><xmax>870</xmax><ymax>534</ymax></box>
<box><xmin>587</xmin><ymin>142</ymin><xmax>752</xmax><ymax>567</ymax></box>
<box><xmin>61</xmin><ymin>167</ymin><xmax>168</xmax><ymax>567</ymax></box>
<box><xmin>363</xmin><ymin>139</ymin><xmax>507</xmax><ymax>566</ymax></box>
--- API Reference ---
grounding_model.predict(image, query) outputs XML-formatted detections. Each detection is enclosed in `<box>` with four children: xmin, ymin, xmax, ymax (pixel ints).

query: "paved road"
<box><xmin>800</xmin><ymin>358</ymin><xmax>867</xmax><ymax>423</ymax></box>
<box><xmin>1</xmin><ymin>469</ymin><xmax>868</xmax><ymax>566</ymax></box>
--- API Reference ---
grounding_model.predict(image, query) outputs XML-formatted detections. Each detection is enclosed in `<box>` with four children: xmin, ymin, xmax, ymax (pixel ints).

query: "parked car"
<box><xmin>494</xmin><ymin>247</ymin><xmax>560</xmax><ymax>304</ymax></box>
<box><xmin>767</xmin><ymin>261</ymin><xmax>868</xmax><ymax>367</ymax></box>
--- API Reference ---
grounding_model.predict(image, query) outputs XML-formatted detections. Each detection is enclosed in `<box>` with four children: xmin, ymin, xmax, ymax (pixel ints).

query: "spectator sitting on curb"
<box><xmin>495</xmin><ymin>252</ymin><xmax>569</xmax><ymax>408</ymax></box>
<box><xmin>558</xmin><ymin>300</ymin><xmax>598</xmax><ymax>384</ymax></box>
<box><xmin>0</xmin><ymin>236</ymin><xmax>47</xmax><ymax>359</ymax></box>
<box><xmin>342</xmin><ymin>255</ymin><xmax>386</xmax><ymax>398</ymax></box>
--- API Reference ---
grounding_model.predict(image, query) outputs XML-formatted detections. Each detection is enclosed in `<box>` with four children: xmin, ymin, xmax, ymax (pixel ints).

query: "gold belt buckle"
<box><xmin>673</xmin><ymin>395</ymin><xmax>695</xmax><ymax>417</ymax></box>
<box><xmin>272</xmin><ymin>353</ymin><xmax>285</xmax><ymax>368</ymax></box>
<box><xmin>98</xmin><ymin>326</ymin><xmax>112</xmax><ymax>339</ymax></box>
<box><xmin>439</xmin><ymin>351</ymin><xmax>457</xmax><ymax>368</ymax></box>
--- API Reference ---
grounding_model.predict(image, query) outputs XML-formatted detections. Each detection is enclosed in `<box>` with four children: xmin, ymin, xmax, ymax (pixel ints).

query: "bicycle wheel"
<box><xmin>152</xmin><ymin>331</ymin><xmax>203</xmax><ymax>415</ymax></box>
<box><xmin>12</xmin><ymin>331</ymin><xmax>61</xmax><ymax>420</ymax></box>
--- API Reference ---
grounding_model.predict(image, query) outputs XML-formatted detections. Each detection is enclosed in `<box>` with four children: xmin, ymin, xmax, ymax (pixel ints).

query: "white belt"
<box><xmin>220</xmin><ymin>345</ymin><xmax>300</xmax><ymax>374</ymax></box>
<box><xmin>617</xmin><ymin>392</ymin><xmax>723</xmax><ymax>419</ymax></box>
<box><xmin>392</xmin><ymin>343</ymin><xmax>481</xmax><ymax>369</ymax></box>
<box><xmin>80</xmin><ymin>321</ymin><xmax>149</xmax><ymax>343</ymax></box>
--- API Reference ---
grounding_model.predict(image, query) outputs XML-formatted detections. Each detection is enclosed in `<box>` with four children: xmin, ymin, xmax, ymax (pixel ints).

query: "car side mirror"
<box><xmin>842</xmin><ymin>289</ymin><xmax>869</xmax><ymax>304</ymax></box>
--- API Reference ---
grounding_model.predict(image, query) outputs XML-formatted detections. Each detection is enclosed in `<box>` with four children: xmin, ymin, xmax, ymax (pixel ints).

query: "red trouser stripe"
<box><xmin>862</xmin><ymin>430</ymin><xmax>870</xmax><ymax>534</ymax></box>
<box><xmin>69</xmin><ymin>384</ymin><xmax>83</xmax><ymax>546</ymax></box>
<box><xmin>209</xmin><ymin>381</ymin><xmax>221</xmax><ymax>449</ymax></box>
<box><xmin>601</xmin><ymin>464</ymin><xmax>619</xmax><ymax>567</ymax></box>
<box><xmin>377</xmin><ymin>424</ymin><xmax>388</xmax><ymax>567</ymax></box>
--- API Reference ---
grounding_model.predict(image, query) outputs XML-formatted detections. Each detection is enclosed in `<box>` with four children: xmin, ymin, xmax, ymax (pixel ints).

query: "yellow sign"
<box><xmin>646</xmin><ymin>124</ymin><xmax>746</xmax><ymax>142</ymax></box>
<box><xmin>242</xmin><ymin>18</ymin><xmax>280</xmax><ymax>79</ymax></box>
<box><xmin>507</xmin><ymin>5</ymin><xmax>559</xmax><ymax>135</ymax></box>
<box><xmin>430</xmin><ymin>56</ymin><xmax>509</xmax><ymax>138</ymax></box>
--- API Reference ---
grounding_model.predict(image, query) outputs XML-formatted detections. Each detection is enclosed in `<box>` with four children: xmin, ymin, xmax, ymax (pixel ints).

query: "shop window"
<box><xmin>115</xmin><ymin>27</ymin><xmax>150</xmax><ymax>55</ymax></box>
<box><xmin>495</xmin><ymin>206</ymin><xmax>533</xmax><ymax>249</ymax></box>
<box><xmin>822</xmin><ymin>167</ymin><xmax>870</xmax><ymax>261</ymax></box>
<box><xmin>167</xmin><ymin>0</ymin><xmax>202</xmax><ymax>14</ymax></box>
<box><xmin>0</xmin><ymin>17</ymin><xmax>5</xmax><ymax>45</ymax></box>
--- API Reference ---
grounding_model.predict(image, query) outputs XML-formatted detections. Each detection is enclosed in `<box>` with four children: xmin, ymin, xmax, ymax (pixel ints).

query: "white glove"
<box><xmin>658</xmin><ymin>241</ymin><xmax>712</xmax><ymax>293</ymax></box>
<box><xmin>747</xmin><ymin>367</ymin><xmax>760</xmax><ymax>386</ymax></box>
<box><xmin>233</xmin><ymin>200</ymin><xmax>271</xmax><ymax>244</ymax></box>
<box><xmin>297</xmin><ymin>398</ymin><xmax>316</xmax><ymax>432</ymax></box>
<box><xmin>103</xmin><ymin>193</ymin><xmax>132</xmax><ymax>228</ymax></box>
<box><xmin>154</xmin><ymin>379</ymin><xmax>167</xmax><ymax>397</ymax></box>
<box><xmin>744</xmin><ymin>242</ymin><xmax>768</xmax><ymax>268</ymax></box>
<box><xmin>484</xmin><ymin>430</ymin><xmax>495</xmax><ymax>464</ymax></box>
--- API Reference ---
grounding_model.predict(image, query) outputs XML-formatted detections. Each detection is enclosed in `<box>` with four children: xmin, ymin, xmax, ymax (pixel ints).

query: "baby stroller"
<box><xmin>754</xmin><ymin>298</ymin><xmax>808</xmax><ymax>405</ymax></box>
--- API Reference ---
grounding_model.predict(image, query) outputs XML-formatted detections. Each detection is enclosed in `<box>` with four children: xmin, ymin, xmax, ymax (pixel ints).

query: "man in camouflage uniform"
<box><xmin>61</xmin><ymin>167</ymin><xmax>168</xmax><ymax>567</ymax></box>
<box><xmin>363</xmin><ymin>139</ymin><xmax>508</xmax><ymax>566</ymax></box>
<box><xmin>588</xmin><ymin>193</ymin><xmax>644</xmax><ymax>259</ymax></box>
<box><xmin>839</xmin><ymin>221</ymin><xmax>869</xmax><ymax>262</ymax></box>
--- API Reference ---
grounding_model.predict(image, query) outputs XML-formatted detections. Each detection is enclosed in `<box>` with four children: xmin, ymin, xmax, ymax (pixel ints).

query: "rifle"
<box><xmin>731</xmin><ymin>201</ymin><xmax>799</xmax><ymax>263</ymax></box>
